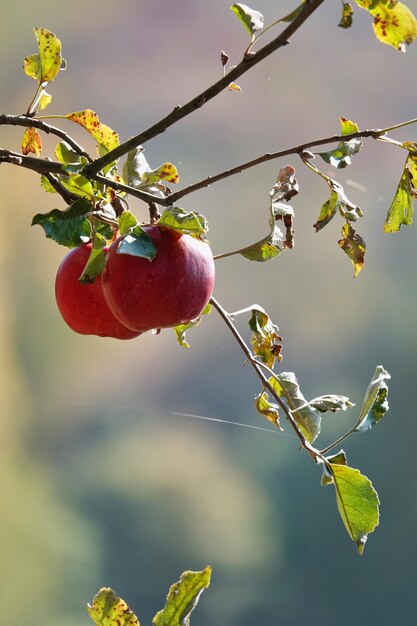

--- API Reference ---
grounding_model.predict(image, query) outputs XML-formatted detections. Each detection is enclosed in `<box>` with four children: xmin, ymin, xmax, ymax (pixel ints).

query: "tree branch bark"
<box><xmin>0</xmin><ymin>114</ymin><xmax>92</xmax><ymax>160</ymax></box>
<box><xmin>82</xmin><ymin>0</ymin><xmax>326</xmax><ymax>178</ymax></box>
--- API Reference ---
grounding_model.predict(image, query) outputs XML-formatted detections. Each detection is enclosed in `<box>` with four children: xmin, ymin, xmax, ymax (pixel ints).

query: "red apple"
<box><xmin>102</xmin><ymin>225</ymin><xmax>215</xmax><ymax>332</ymax></box>
<box><xmin>55</xmin><ymin>244</ymin><xmax>141</xmax><ymax>339</ymax></box>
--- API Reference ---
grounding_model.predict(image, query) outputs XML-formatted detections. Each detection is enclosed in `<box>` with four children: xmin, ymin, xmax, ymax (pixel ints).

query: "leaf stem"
<box><xmin>245</xmin><ymin>1</ymin><xmax>307</xmax><ymax>56</ymax></box>
<box><xmin>320</xmin><ymin>428</ymin><xmax>356</xmax><ymax>456</ymax></box>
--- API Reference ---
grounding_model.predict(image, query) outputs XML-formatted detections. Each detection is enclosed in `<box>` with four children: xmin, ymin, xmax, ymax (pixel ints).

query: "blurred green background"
<box><xmin>1</xmin><ymin>1</ymin><xmax>417</xmax><ymax>624</ymax></box>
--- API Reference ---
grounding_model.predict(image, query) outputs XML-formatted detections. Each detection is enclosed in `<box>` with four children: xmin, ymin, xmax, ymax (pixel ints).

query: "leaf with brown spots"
<box><xmin>339</xmin><ymin>2</ymin><xmax>354</xmax><ymax>28</ymax></box>
<box><xmin>354</xmin><ymin>1</ymin><xmax>417</xmax><ymax>51</ymax></box>
<box><xmin>23</xmin><ymin>28</ymin><xmax>63</xmax><ymax>83</ymax></box>
<box><xmin>338</xmin><ymin>222</ymin><xmax>366</xmax><ymax>277</ymax></box>
<box><xmin>66</xmin><ymin>110</ymin><xmax>120</xmax><ymax>153</ymax></box>
<box><xmin>153</xmin><ymin>567</ymin><xmax>211</xmax><ymax>626</ymax></box>
<box><xmin>21</xmin><ymin>127</ymin><xmax>42</xmax><ymax>156</ymax></box>
<box><xmin>87</xmin><ymin>587</ymin><xmax>140</xmax><ymax>626</ymax></box>
<box><xmin>249</xmin><ymin>305</ymin><xmax>283</xmax><ymax>369</ymax></box>
<box><xmin>142</xmin><ymin>162</ymin><xmax>179</xmax><ymax>185</ymax></box>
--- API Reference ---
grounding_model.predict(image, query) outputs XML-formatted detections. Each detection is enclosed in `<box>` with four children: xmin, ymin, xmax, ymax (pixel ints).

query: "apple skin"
<box><xmin>55</xmin><ymin>244</ymin><xmax>141</xmax><ymax>339</ymax></box>
<box><xmin>102</xmin><ymin>226</ymin><xmax>215</xmax><ymax>332</ymax></box>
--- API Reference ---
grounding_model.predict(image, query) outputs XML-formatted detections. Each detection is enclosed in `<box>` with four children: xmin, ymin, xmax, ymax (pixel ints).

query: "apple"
<box><xmin>102</xmin><ymin>225</ymin><xmax>215</xmax><ymax>332</ymax></box>
<box><xmin>55</xmin><ymin>244</ymin><xmax>141</xmax><ymax>339</ymax></box>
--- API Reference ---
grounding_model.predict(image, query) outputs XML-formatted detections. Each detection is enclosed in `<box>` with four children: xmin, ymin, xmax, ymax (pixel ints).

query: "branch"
<box><xmin>168</xmin><ymin>122</ymin><xmax>417</xmax><ymax>203</ymax></box>
<box><xmin>0</xmin><ymin>114</ymin><xmax>92</xmax><ymax>161</ymax></box>
<box><xmin>82</xmin><ymin>0</ymin><xmax>326</xmax><ymax>178</ymax></box>
<box><xmin>0</xmin><ymin>147</ymin><xmax>166</xmax><ymax>206</ymax></box>
<box><xmin>43</xmin><ymin>173</ymin><xmax>79</xmax><ymax>204</ymax></box>
<box><xmin>210</xmin><ymin>296</ymin><xmax>322</xmax><ymax>463</ymax></box>
<box><xmin>0</xmin><ymin>148</ymin><xmax>63</xmax><ymax>174</ymax></box>
<box><xmin>94</xmin><ymin>174</ymin><xmax>167</xmax><ymax>205</ymax></box>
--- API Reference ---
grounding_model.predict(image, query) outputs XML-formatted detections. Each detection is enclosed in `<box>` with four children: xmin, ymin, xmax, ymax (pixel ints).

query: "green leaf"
<box><xmin>158</xmin><ymin>207</ymin><xmax>209</xmax><ymax>239</ymax></box>
<box><xmin>338</xmin><ymin>222</ymin><xmax>366</xmax><ymax>277</ymax></box>
<box><xmin>231</xmin><ymin>3</ymin><xmax>264</xmax><ymax>37</ymax></box>
<box><xmin>118</xmin><ymin>211</ymin><xmax>138</xmax><ymax>237</ymax></box>
<box><xmin>248</xmin><ymin>305</ymin><xmax>283</xmax><ymax>368</ymax></box>
<box><xmin>23</xmin><ymin>53</ymin><xmax>42</xmax><ymax>81</ymax></box>
<box><xmin>31</xmin><ymin>198</ymin><xmax>93</xmax><ymax>247</ymax></box>
<box><xmin>355</xmin><ymin>0</ymin><xmax>417</xmax><ymax>51</ymax></box>
<box><xmin>174</xmin><ymin>303</ymin><xmax>211</xmax><ymax>348</ymax></box>
<box><xmin>383</xmin><ymin>154</ymin><xmax>417</xmax><ymax>232</ymax></box>
<box><xmin>58</xmin><ymin>173</ymin><xmax>97</xmax><ymax>200</ymax></box>
<box><xmin>254</xmin><ymin>391</ymin><xmax>282</xmax><ymax>430</ymax></box>
<box><xmin>327</xmin><ymin>462</ymin><xmax>379</xmax><ymax>554</ymax></box>
<box><xmin>321</xmin><ymin>450</ymin><xmax>348</xmax><ymax>485</ymax></box>
<box><xmin>87</xmin><ymin>587</ymin><xmax>140</xmax><ymax>626</ymax></box>
<box><xmin>354</xmin><ymin>365</ymin><xmax>391</xmax><ymax>433</ymax></box>
<box><xmin>23</xmin><ymin>27</ymin><xmax>63</xmax><ymax>83</ymax></box>
<box><xmin>240</xmin><ymin>225</ymin><xmax>286</xmax><ymax>261</ymax></box>
<box><xmin>319</xmin><ymin>118</ymin><xmax>362</xmax><ymax>168</ymax></box>
<box><xmin>116</xmin><ymin>227</ymin><xmax>157</xmax><ymax>261</ymax></box>
<box><xmin>314</xmin><ymin>179</ymin><xmax>363</xmax><ymax>231</ymax></box>
<box><xmin>55</xmin><ymin>141</ymin><xmax>82</xmax><ymax>164</ymax></box>
<box><xmin>40</xmin><ymin>175</ymin><xmax>57</xmax><ymax>194</ymax></box>
<box><xmin>66</xmin><ymin>110</ymin><xmax>120</xmax><ymax>153</ymax></box>
<box><xmin>339</xmin><ymin>2</ymin><xmax>354</xmax><ymax>28</ymax></box>
<box><xmin>310</xmin><ymin>395</ymin><xmax>354</xmax><ymax>413</ymax></box>
<box><xmin>269</xmin><ymin>372</ymin><xmax>321</xmax><ymax>443</ymax></box>
<box><xmin>153</xmin><ymin>566</ymin><xmax>211</xmax><ymax>626</ymax></box>
<box><xmin>79</xmin><ymin>236</ymin><xmax>107</xmax><ymax>283</ymax></box>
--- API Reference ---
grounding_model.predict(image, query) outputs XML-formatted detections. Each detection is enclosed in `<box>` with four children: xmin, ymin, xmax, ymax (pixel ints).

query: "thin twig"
<box><xmin>167</xmin><ymin>125</ymin><xmax>407</xmax><ymax>204</ymax></box>
<box><xmin>0</xmin><ymin>114</ymin><xmax>92</xmax><ymax>160</ymax></box>
<box><xmin>94</xmin><ymin>174</ymin><xmax>165</xmax><ymax>205</ymax></box>
<box><xmin>82</xmin><ymin>0</ymin><xmax>326</xmax><ymax>177</ymax></box>
<box><xmin>43</xmin><ymin>173</ymin><xmax>79</xmax><ymax>204</ymax></box>
<box><xmin>210</xmin><ymin>296</ymin><xmax>322</xmax><ymax>462</ymax></box>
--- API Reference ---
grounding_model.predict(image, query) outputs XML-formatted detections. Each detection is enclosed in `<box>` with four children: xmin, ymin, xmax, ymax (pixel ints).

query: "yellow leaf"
<box><xmin>154</xmin><ymin>162</ymin><xmax>179</xmax><ymax>184</ymax></box>
<box><xmin>66</xmin><ymin>110</ymin><xmax>119</xmax><ymax>152</ymax></box>
<box><xmin>21</xmin><ymin>127</ymin><xmax>42</xmax><ymax>156</ymax></box>
<box><xmin>87</xmin><ymin>588</ymin><xmax>139</xmax><ymax>626</ymax></box>
<box><xmin>34</xmin><ymin>27</ymin><xmax>63</xmax><ymax>82</ymax></box>
<box><xmin>372</xmin><ymin>1</ymin><xmax>417</xmax><ymax>51</ymax></box>
<box><xmin>228</xmin><ymin>82</ymin><xmax>242</xmax><ymax>92</ymax></box>
<box><xmin>23</xmin><ymin>53</ymin><xmax>41</xmax><ymax>81</ymax></box>
<box><xmin>38</xmin><ymin>89</ymin><xmax>52</xmax><ymax>110</ymax></box>
<box><xmin>23</xmin><ymin>28</ymin><xmax>63</xmax><ymax>83</ymax></box>
<box><xmin>338</xmin><ymin>222</ymin><xmax>366</xmax><ymax>277</ymax></box>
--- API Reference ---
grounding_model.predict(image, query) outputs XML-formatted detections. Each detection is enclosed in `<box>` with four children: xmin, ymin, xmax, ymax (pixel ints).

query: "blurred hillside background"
<box><xmin>1</xmin><ymin>1</ymin><xmax>417</xmax><ymax>624</ymax></box>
